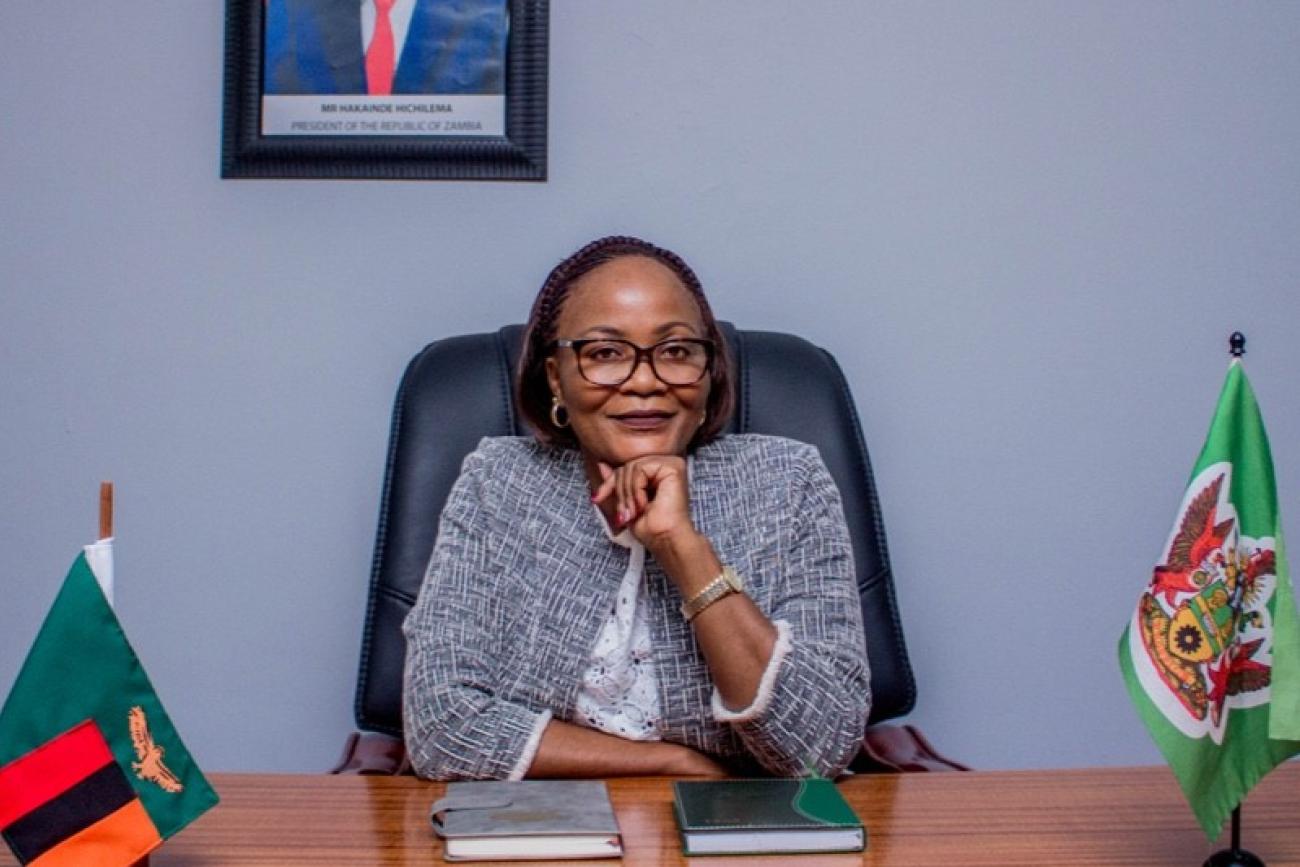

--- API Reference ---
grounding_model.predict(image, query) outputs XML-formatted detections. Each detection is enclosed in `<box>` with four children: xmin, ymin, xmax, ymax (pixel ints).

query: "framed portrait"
<box><xmin>221</xmin><ymin>0</ymin><xmax>547</xmax><ymax>180</ymax></box>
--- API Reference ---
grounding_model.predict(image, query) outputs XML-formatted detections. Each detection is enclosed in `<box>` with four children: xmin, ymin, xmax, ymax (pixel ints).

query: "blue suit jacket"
<box><xmin>263</xmin><ymin>0</ymin><xmax>507</xmax><ymax>95</ymax></box>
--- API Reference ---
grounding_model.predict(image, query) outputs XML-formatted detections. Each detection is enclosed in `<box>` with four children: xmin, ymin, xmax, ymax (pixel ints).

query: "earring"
<box><xmin>550</xmin><ymin>396</ymin><xmax>570</xmax><ymax>428</ymax></box>
<box><xmin>699</xmin><ymin>411</ymin><xmax>708</xmax><ymax>427</ymax></box>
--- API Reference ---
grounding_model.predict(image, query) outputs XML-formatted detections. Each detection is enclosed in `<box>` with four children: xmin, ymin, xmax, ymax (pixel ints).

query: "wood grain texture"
<box><xmin>3</xmin><ymin>765</ymin><xmax>1296</xmax><ymax>865</ymax></box>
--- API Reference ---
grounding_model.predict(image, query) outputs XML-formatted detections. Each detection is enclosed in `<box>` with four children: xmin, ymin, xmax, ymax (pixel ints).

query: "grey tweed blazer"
<box><xmin>401</xmin><ymin>434</ymin><xmax>871</xmax><ymax>780</ymax></box>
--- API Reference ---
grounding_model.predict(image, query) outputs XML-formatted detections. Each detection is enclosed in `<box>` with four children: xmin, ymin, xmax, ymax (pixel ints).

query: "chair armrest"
<box><xmin>330</xmin><ymin>731</ymin><xmax>411</xmax><ymax>775</ymax></box>
<box><xmin>850</xmin><ymin>723</ymin><xmax>970</xmax><ymax>773</ymax></box>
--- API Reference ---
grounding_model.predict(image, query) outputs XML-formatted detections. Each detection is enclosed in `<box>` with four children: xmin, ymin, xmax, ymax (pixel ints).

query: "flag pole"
<box><xmin>1200</xmin><ymin>333</ymin><xmax>1265</xmax><ymax>867</ymax></box>
<box><xmin>88</xmin><ymin>483</ymin><xmax>116</xmax><ymax>605</ymax></box>
<box><xmin>99</xmin><ymin>481</ymin><xmax>113</xmax><ymax>541</ymax></box>
<box><xmin>1203</xmin><ymin>804</ymin><xmax>1264</xmax><ymax>867</ymax></box>
<box><xmin>100</xmin><ymin>481</ymin><xmax>150</xmax><ymax>867</ymax></box>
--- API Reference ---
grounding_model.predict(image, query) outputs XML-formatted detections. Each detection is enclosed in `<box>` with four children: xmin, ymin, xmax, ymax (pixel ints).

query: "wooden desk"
<box><xmin>7</xmin><ymin>765</ymin><xmax>1298</xmax><ymax>865</ymax></box>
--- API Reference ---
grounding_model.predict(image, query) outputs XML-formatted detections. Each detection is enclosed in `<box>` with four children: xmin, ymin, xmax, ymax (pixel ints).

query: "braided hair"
<box><xmin>516</xmin><ymin>236</ymin><xmax>735</xmax><ymax>448</ymax></box>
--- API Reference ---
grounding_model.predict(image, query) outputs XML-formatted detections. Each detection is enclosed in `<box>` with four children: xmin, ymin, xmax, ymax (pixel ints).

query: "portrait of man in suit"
<box><xmin>263</xmin><ymin>0</ymin><xmax>508</xmax><ymax>96</ymax></box>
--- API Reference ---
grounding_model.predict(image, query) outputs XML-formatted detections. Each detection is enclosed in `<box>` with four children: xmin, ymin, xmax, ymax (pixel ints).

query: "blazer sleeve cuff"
<box><xmin>710</xmin><ymin>619</ymin><xmax>793</xmax><ymax>724</ymax></box>
<box><xmin>506</xmin><ymin>709</ymin><xmax>552</xmax><ymax>781</ymax></box>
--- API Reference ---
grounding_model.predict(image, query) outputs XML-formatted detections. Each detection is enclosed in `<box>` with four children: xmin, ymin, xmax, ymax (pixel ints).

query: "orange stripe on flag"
<box><xmin>28</xmin><ymin>798</ymin><xmax>161</xmax><ymax>867</ymax></box>
<box><xmin>0</xmin><ymin>720</ymin><xmax>114</xmax><ymax>828</ymax></box>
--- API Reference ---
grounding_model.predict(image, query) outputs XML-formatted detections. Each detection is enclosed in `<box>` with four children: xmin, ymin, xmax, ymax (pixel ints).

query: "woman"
<box><xmin>402</xmin><ymin>236</ymin><xmax>870</xmax><ymax>780</ymax></box>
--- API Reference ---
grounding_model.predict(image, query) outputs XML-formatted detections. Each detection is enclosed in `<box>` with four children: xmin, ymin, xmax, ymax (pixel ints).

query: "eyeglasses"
<box><xmin>552</xmin><ymin>337</ymin><xmax>715</xmax><ymax>387</ymax></box>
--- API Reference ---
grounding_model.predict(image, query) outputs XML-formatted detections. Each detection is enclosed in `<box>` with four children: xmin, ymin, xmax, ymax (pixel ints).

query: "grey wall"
<box><xmin>2</xmin><ymin>2</ymin><xmax>1298</xmax><ymax>773</ymax></box>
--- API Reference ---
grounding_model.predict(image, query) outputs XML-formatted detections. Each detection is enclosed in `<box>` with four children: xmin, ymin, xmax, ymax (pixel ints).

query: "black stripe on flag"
<box><xmin>1</xmin><ymin>760</ymin><xmax>137</xmax><ymax>863</ymax></box>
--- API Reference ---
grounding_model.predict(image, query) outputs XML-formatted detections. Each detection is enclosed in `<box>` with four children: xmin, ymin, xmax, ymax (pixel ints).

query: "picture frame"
<box><xmin>221</xmin><ymin>0</ymin><xmax>547</xmax><ymax>181</ymax></box>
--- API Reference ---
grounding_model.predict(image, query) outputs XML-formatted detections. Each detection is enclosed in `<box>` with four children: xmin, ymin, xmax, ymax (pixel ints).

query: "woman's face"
<box><xmin>545</xmin><ymin>255</ymin><xmax>712</xmax><ymax>472</ymax></box>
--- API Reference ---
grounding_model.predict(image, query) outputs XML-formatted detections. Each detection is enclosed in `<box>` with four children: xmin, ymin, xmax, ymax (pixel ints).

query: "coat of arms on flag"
<box><xmin>0</xmin><ymin>549</ymin><xmax>218</xmax><ymax>865</ymax></box>
<box><xmin>1120</xmin><ymin>356</ymin><xmax>1300</xmax><ymax>840</ymax></box>
<box><xmin>1135</xmin><ymin>463</ymin><xmax>1277</xmax><ymax>738</ymax></box>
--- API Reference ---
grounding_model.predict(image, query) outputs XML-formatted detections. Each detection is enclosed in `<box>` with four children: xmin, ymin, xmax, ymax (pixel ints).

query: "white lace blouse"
<box><xmin>573</xmin><ymin>518</ymin><xmax>663</xmax><ymax>741</ymax></box>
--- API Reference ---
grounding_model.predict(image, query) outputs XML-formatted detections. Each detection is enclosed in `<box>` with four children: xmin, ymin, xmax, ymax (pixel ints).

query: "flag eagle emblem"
<box><xmin>129</xmin><ymin>706</ymin><xmax>184</xmax><ymax>793</ymax></box>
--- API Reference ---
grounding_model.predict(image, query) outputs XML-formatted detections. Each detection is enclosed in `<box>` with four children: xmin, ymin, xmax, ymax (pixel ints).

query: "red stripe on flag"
<box><xmin>0</xmin><ymin>720</ymin><xmax>115</xmax><ymax>829</ymax></box>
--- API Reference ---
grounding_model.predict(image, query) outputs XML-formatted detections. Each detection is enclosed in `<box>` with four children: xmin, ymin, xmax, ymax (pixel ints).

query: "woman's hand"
<box><xmin>591</xmin><ymin>454</ymin><xmax>722</xmax><ymax>598</ymax></box>
<box><xmin>591</xmin><ymin>455</ymin><xmax>696</xmax><ymax>553</ymax></box>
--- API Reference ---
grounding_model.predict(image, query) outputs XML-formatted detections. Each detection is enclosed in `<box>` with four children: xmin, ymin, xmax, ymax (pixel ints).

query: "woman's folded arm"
<box><xmin>402</xmin><ymin>445</ymin><xmax>544</xmax><ymax>780</ymax></box>
<box><xmin>711</xmin><ymin>448</ymin><xmax>872</xmax><ymax>777</ymax></box>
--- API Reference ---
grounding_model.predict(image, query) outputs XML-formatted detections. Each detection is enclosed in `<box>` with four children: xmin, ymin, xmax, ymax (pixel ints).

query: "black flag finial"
<box><xmin>1229</xmin><ymin>332</ymin><xmax>1246</xmax><ymax>358</ymax></box>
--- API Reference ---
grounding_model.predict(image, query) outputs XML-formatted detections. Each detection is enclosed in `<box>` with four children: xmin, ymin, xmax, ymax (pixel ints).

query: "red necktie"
<box><xmin>366</xmin><ymin>0</ymin><xmax>396</xmax><ymax>96</ymax></box>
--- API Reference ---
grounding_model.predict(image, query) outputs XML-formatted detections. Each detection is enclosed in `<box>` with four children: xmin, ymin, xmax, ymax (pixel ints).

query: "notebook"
<box><xmin>430</xmin><ymin>780</ymin><xmax>622</xmax><ymax>861</ymax></box>
<box><xmin>672</xmin><ymin>778</ymin><xmax>865</xmax><ymax>856</ymax></box>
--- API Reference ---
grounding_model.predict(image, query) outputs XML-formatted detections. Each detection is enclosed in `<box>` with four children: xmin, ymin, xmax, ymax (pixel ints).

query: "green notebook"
<box><xmin>672</xmin><ymin>778</ymin><xmax>866</xmax><ymax>856</ymax></box>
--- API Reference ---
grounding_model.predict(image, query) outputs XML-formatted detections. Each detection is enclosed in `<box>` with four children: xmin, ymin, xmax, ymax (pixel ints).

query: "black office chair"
<box><xmin>333</xmin><ymin>323</ymin><xmax>965</xmax><ymax>775</ymax></box>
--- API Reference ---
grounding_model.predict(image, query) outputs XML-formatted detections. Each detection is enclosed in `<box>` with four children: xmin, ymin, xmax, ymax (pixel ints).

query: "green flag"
<box><xmin>1119</xmin><ymin>360</ymin><xmax>1300</xmax><ymax>839</ymax></box>
<box><xmin>0</xmin><ymin>553</ymin><xmax>218</xmax><ymax>864</ymax></box>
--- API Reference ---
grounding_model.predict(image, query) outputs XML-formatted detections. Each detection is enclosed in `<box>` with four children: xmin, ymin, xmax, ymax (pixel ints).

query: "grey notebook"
<box><xmin>430</xmin><ymin>780</ymin><xmax>622</xmax><ymax>861</ymax></box>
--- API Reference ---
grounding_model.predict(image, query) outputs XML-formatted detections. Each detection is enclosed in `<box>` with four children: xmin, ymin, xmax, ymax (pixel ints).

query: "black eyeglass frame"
<box><xmin>551</xmin><ymin>337</ymin><xmax>716</xmax><ymax>387</ymax></box>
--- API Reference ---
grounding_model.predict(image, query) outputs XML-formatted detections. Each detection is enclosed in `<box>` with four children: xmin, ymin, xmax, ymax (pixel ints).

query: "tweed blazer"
<box><xmin>401</xmin><ymin>434</ymin><xmax>871</xmax><ymax>780</ymax></box>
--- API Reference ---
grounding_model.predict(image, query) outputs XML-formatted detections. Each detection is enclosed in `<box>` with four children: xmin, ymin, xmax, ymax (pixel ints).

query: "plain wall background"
<box><xmin>2</xmin><ymin>2</ymin><xmax>1298</xmax><ymax>773</ymax></box>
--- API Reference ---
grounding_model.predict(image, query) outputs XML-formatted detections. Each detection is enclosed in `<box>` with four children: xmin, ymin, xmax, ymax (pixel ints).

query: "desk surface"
<box><xmin>7</xmin><ymin>765</ymin><xmax>1299</xmax><ymax>866</ymax></box>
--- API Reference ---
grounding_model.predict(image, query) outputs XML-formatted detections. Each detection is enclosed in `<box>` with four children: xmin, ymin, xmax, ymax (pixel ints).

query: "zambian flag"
<box><xmin>1119</xmin><ymin>360</ymin><xmax>1300</xmax><ymax>838</ymax></box>
<box><xmin>0</xmin><ymin>554</ymin><xmax>218</xmax><ymax>865</ymax></box>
